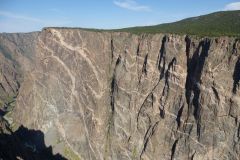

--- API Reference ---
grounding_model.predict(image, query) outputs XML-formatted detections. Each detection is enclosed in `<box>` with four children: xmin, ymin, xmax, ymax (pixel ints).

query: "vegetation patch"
<box><xmin>115</xmin><ymin>10</ymin><xmax>240</xmax><ymax>37</ymax></box>
<box><xmin>50</xmin><ymin>10</ymin><xmax>240</xmax><ymax>37</ymax></box>
<box><xmin>64</xmin><ymin>145</ymin><xmax>81</xmax><ymax>160</ymax></box>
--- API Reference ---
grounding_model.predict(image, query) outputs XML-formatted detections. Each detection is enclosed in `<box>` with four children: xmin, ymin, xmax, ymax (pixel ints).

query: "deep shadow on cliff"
<box><xmin>0</xmin><ymin>116</ymin><xmax>67</xmax><ymax>160</ymax></box>
<box><xmin>233</xmin><ymin>57</ymin><xmax>240</xmax><ymax>94</ymax></box>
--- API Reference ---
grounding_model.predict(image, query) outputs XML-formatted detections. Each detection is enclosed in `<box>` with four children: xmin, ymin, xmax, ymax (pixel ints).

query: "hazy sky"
<box><xmin>0</xmin><ymin>0</ymin><xmax>240</xmax><ymax>32</ymax></box>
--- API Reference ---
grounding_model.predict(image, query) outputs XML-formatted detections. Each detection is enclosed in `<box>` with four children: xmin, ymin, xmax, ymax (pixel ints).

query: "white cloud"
<box><xmin>0</xmin><ymin>11</ymin><xmax>44</xmax><ymax>23</ymax></box>
<box><xmin>0</xmin><ymin>10</ymin><xmax>72</xmax><ymax>32</ymax></box>
<box><xmin>0</xmin><ymin>10</ymin><xmax>71</xmax><ymax>25</ymax></box>
<box><xmin>224</xmin><ymin>2</ymin><xmax>240</xmax><ymax>10</ymax></box>
<box><xmin>113</xmin><ymin>0</ymin><xmax>151</xmax><ymax>12</ymax></box>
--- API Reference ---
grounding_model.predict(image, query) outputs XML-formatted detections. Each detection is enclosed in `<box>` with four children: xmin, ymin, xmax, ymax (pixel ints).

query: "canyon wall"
<box><xmin>0</xmin><ymin>28</ymin><xmax>240</xmax><ymax>160</ymax></box>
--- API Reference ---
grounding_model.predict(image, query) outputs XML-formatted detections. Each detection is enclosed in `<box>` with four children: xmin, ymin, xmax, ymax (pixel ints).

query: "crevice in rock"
<box><xmin>110</xmin><ymin>38</ymin><xmax>114</xmax><ymax>61</ymax></box>
<box><xmin>176</xmin><ymin>104</ymin><xmax>184</xmax><ymax>129</ymax></box>
<box><xmin>232</xmin><ymin>57</ymin><xmax>240</xmax><ymax>94</ymax></box>
<box><xmin>0</xmin><ymin>83</ymin><xmax>6</xmax><ymax>93</ymax></box>
<box><xmin>232</xmin><ymin>39</ymin><xmax>239</xmax><ymax>55</ymax></box>
<box><xmin>170</xmin><ymin>139</ymin><xmax>178</xmax><ymax>160</ymax></box>
<box><xmin>190</xmin><ymin>151</ymin><xmax>196</xmax><ymax>160</ymax></box>
<box><xmin>136</xmin><ymin>38</ymin><xmax>141</xmax><ymax>84</ymax></box>
<box><xmin>110</xmin><ymin>75</ymin><xmax>116</xmax><ymax>113</ymax></box>
<box><xmin>212</xmin><ymin>86</ymin><xmax>220</xmax><ymax>102</ymax></box>
<box><xmin>184</xmin><ymin>37</ymin><xmax>211</xmax><ymax>140</ymax></box>
<box><xmin>116</xmin><ymin>55</ymin><xmax>121</xmax><ymax>66</ymax></box>
<box><xmin>183</xmin><ymin>124</ymin><xmax>193</xmax><ymax>141</ymax></box>
<box><xmin>141</xmin><ymin>125</ymin><xmax>151</xmax><ymax>157</ymax></box>
<box><xmin>159</xmin><ymin>57</ymin><xmax>177</xmax><ymax>119</ymax></box>
<box><xmin>185</xmin><ymin>35</ymin><xmax>191</xmax><ymax>66</ymax></box>
<box><xmin>228</xmin><ymin>39</ymin><xmax>239</xmax><ymax>65</ymax></box>
<box><xmin>164</xmin><ymin>57</ymin><xmax>177</xmax><ymax>95</ymax></box>
<box><xmin>106</xmin><ymin>55</ymin><xmax>121</xmax><ymax>154</ymax></box>
<box><xmin>142</xmin><ymin>54</ymin><xmax>148</xmax><ymax>75</ymax></box>
<box><xmin>136</xmin><ymin>36</ymin><xmax>144</xmax><ymax>58</ymax></box>
<box><xmin>159</xmin><ymin>108</ymin><xmax>165</xmax><ymax>119</ymax></box>
<box><xmin>151</xmin><ymin>93</ymin><xmax>154</xmax><ymax>107</ymax></box>
<box><xmin>16</xmin><ymin>81</ymin><xmax>20</xmax><ymax>92</ymax></box>
<box><xmin>3</xmin><ymin>74</ymin><xmax>15</xmax><ymax>93</ymax></box>
<box><xmin>140</xmin><ymin>121</ymin><xmax>159</xmax><ymax>159</ymax></box>
<box><xmin>157</xmin><ymin>35</ymin><xmax>168</xmax><ymax>79</ymax></box>
<box><xmin>196</xmin><ymin>121</ymin><xmax>201</xmax><ymax>141</ymax></box>
<box><xmin>137</xmin><ymin>36</ymin><xmax>168</xmax><ymax>122</ymax></box>
<box><xmin>138</xmin><ymin>54</ymin><xmax>149</xmax><ymax>84</ymax></box>
<box><xmin>228</xmin><ymin>99</ymin><xmax>238</xmax><ymax>122</ymax></box>
<box><xmin>237</xmin><ymin>123</ymin><xmax>240</xmax><ymax>140</ymax></box>
<box><xmin>138</xmin><ymin>37</ymin><xmax>151</xmax><ymax>84</ymax></box>
<box><xmin>137</xmin><ymin>92</ymin><xmax>154</xmax><ymax>128</ymax></box>
<box><xmin>110</xmin><ymin>55</ymin><xmax>121</xmax><ymax>114</ymax></box>
<box><xmin>151</xmin><ymin>121</ymin><xmax>159</xmax><ymax>135</ymax></box>
<box><xmin>237</xmin><ymin>122</ymin><xmax>240</xmax><ymax>141</ymax></box>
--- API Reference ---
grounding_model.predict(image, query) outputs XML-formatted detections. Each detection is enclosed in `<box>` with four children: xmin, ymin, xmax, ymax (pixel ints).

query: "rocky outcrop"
<box><xmin>0</xmin><ymin>28</ymin><xmax>240</xmax><ymax>159</ymax></box>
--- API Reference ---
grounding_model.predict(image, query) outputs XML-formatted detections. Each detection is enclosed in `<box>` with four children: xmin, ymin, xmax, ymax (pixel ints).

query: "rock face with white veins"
<box><xmin>0</xmin><ymin>28</ymin><xmax>240</xmax><ymax>159</ymax></box>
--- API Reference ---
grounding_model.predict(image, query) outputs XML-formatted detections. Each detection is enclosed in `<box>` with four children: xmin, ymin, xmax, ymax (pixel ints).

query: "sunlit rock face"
<box><xmin>1</xmin><ymin>28</ymin><xmax>240</xmax><ymax>159</ymax></box>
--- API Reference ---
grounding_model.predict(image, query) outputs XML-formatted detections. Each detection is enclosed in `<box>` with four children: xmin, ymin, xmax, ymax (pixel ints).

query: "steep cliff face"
<box><xmin>0</xmin><ymin>28</ymin><xmax>240</xmax><ymax>160</ymax></box>
<box><xmin>0</xmin><ymin>32</ymin><xmax>37</xmax><ymax>117</ymax></box>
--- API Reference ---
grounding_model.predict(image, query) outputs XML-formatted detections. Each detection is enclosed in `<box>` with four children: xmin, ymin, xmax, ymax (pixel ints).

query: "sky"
<box><xmin>0</xmin><ymin>0</ymin><xmax>240</xmax><ymax>33</ymax></box>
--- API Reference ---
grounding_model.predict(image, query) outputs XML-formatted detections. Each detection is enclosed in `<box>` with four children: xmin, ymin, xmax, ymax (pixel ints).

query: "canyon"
<box><xmin>0</xmin><ymin>28</ymin><xmax>239</xmax><ymax>160</ymax></box>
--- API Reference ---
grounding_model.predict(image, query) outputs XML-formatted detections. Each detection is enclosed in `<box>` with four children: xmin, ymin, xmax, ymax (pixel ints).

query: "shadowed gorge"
<box><xmin>0</xmin><ymin>117</ymin><xmax>67</xmax><ymax>160</ymax></box>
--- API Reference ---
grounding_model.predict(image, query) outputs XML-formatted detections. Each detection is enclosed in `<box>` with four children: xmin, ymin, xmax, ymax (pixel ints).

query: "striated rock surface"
<box><xmin>0</xmin><ymin>28</ymin><xmax>240</xmax><ymax>159</ymax></box>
